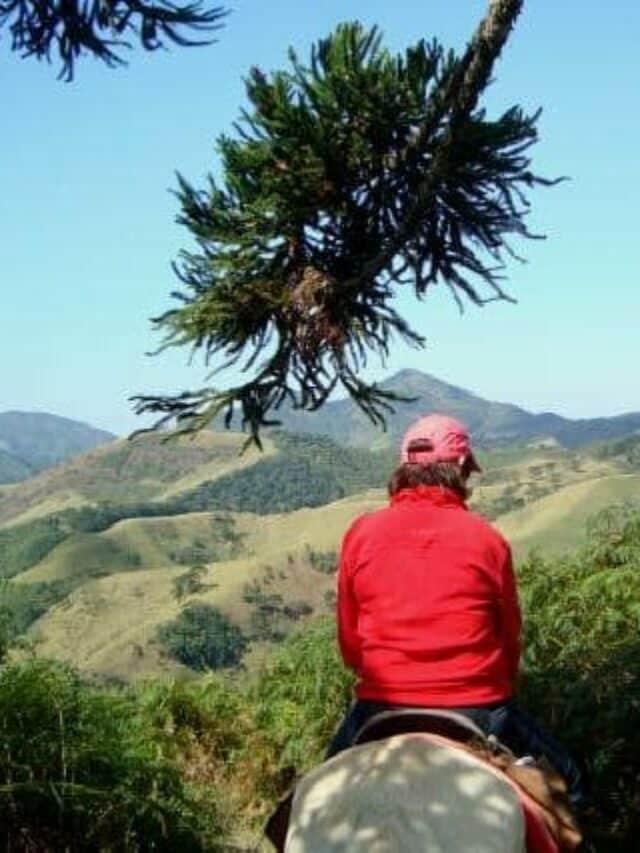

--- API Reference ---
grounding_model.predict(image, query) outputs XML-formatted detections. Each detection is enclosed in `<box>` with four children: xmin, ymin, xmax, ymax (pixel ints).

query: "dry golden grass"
<box><xmin>26</xmin><ymin>492</ymin><xmax>384</xmax><ymax>680</ymax></box>
<box><xmin>0</xmin><ymin>490</ymin><xmax>91</xmax><ymax>528</ymax></box>
<box><xmin>498</xmin><ymin>473</ymin><xmax>640</xmax><ymax>555</ymax></box>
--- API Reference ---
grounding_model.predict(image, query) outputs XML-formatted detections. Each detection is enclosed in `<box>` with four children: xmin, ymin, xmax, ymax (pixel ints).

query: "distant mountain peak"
<box><xmin>0</xmin><ymin>411</ymin><xmax>115</xmax><ymax>484</ymax></box>
<box><xmin>272</xmin><ymin>369</ymin><xmax>640</xmax><ymax>450</ymax></box>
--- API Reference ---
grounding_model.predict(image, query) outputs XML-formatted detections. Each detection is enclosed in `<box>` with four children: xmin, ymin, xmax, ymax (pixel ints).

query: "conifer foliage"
<box><xmin>1</xmin><ymin>0</ymin><xmax>227</xmax><ymax>79</ymax></box>
<box><xmin>136</xmin><ymin>2</ymin><xmax>556</xmax><ymax>445</ymax></box>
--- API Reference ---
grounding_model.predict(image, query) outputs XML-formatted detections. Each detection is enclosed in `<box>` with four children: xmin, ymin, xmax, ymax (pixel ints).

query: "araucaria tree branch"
<box><xmin>0</xmin><ymin>0</ymin><xmax>228</xmax><ymax>79</ymax></box>
<box><xmin>134</xmin><ymin>0</ymin><xmax>558</xmax><ymax>447</ymax></box>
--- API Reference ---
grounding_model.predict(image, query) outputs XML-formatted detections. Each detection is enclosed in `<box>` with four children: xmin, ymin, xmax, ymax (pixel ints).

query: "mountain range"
<box><xmin>2</xmin><ymin>370</ymin><xmax>640</xmax><ymax>485</ymax></box>
<box><xmin>263</xmin><ymin>369</ymin><xmax>640</xmax><ymax>449</ymax></box>
<box><xmin>0</xmin><ymin>411</ymin><xmax>114</xmax><ymax>484</ymax></box>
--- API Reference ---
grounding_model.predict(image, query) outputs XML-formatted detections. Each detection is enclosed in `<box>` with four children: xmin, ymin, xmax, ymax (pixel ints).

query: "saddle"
<box><xmin>353</xmin><ymin>707</ymin><xmax>486</xmax><ymax>747</ymax></box>
<box><xmin>265</xmin><ymin>708</ymin><xmax>582</xmax><ymax>852</ymax></box>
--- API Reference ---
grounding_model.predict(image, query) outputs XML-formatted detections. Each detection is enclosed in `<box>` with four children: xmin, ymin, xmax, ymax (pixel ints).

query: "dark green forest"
<box><xmin>157</xmin><ymin>603</ymin><xmax>249</xmax><ymax>671</ymax></box>
<box><xmin>173</xmin><ymin>433</ymin><xmax>394</xmax><ymax>514</ymax></box>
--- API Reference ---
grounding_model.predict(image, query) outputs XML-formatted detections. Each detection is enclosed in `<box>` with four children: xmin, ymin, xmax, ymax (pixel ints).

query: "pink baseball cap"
<box><xmin>400</xmin><ymin>414</ymin><xmax>482</xmax><ymax>472</ymax></box>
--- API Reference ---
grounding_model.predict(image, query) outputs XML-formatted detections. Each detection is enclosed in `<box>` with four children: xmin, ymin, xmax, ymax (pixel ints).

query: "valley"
<box><xmin>1</xmin><ymin>386</ymin><xmax>638</xmax><ymax>682</ymax></box>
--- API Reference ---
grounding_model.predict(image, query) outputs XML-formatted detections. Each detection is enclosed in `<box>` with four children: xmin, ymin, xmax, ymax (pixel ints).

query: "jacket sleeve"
<box><xmin>336</xmin><ymin>527</ymin><xmax>362</xmax><ymax>673</ymax></box>
<box><xmin>500</xmin><ymin>544</ymin><xmax>522</xmax><ymax>683</ymax></box>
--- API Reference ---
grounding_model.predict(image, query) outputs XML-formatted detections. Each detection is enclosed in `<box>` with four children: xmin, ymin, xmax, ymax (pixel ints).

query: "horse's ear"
<box><xmin>264</xmin><ymin>789</ymin><xmax>294</xmax><ymax>851</ymax></box>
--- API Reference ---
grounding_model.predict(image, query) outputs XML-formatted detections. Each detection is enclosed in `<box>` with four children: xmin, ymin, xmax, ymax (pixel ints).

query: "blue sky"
<box><xmin>2</xmin><ymin>1</ymin><xmax>639</xmax><ymax>434</ymax></box>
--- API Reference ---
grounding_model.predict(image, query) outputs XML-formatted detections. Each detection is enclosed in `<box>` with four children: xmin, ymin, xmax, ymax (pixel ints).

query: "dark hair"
<box><xmin>387</xmin><ymin>461</ymin><xmax>472</xmax><ymax>500</ymax></box>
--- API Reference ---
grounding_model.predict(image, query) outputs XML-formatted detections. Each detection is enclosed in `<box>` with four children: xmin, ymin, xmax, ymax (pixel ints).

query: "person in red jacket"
<box><xmin>328</xmin><ymin>413</ymin><xmax>584</xmax><ymax>806</ymax></box>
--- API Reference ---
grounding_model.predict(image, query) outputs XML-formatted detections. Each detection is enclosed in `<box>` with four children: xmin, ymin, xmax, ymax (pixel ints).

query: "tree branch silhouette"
<box><xmin>1</xmin><ymin>0</ymin><xmax>228</xmax><ymax>79</ymax></box>
<box><xmin>134</xmin><ymin>0</ymin><xmax>558</xmax><ymax>447</ymax></box>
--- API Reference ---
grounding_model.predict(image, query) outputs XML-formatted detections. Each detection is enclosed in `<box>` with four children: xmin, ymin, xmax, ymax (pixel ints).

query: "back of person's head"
<box><xmin>388</xmin><ymin>414</ymin><xmax>481</xmax><ymax>499</ymax></box>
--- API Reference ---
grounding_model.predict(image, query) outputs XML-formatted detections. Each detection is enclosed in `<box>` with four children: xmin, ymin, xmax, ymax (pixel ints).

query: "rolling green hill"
<box><xmin>19</xmin><ymin>464</ymin><xmax>640</xmax><ymax>682</ymax></box>
<box><xmin>15</xmin><ymin>511</ymin><xmax>244</xmax><ymax>585</ymax></box>
<box><xmin>0</xmin><ymin>431</ymin><xmax>273</xmax><ymax>528</ymax></box>
<box><xmin>1</xmin><ymin>420</ymin><xmax>639</xmax><ymax>683</ymax></box>
<box><xmin>25</xmin><ymin>492</ymin><xmax>383</xmax><ymax>681</ymax></box>
<box><xmin>499</xmin><ymin>473</ymin><xmax>640</xmax><ymax>556</ymax></box>
<box><xmin>0</xmin><ymin>432</ymin><xmax>389</xmax><ymax>584</ymax></box>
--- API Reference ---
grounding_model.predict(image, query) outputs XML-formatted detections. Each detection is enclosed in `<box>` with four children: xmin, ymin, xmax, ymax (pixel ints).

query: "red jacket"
<box><xmin>337</xmin><ymin>485</ymin><xmax>521</xmax><ymax>706</ymax></box>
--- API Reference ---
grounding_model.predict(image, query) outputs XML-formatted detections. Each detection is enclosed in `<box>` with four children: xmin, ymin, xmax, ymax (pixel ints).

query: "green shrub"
<box><xmin>157</xmin><ymin>604</ymin><xmax>248</xmax><ymax>671</ymax></box>
<box><xmin>307</xmin><ymin>547</ymin><xmax>337</xmax><ymax>574</ymax></box>
<box><xmin>0</xmin><ymin>660</ymin><xmax>223</xmax><ymax>850</ymax></box>
<box><xmin>283</xmin><ymin>600</ymin><xmax>313</xmax><ymax>620</ymax></box>
<box><xmin>518</xmin><ymin>504</ymin><xmax>640</xmax><ymax>850</ymax></box>
<box><xmin>138</xmin><ymin>672</ymin><xmax>253</xmax><ymax>774</ymax></box>
<box><xmin>172</xmin><ymin>565</ymin><xmax>213</xmax><ymax>601</ymax></box>
<box><xmin>244</xmin><ymin>578</ymin><xmax>313</xmax><ymax>641</ymax></box>
<box><xmin>250</xmin><ymin>619</ymin><xmax>353</xmax><ymax>778</ymax></box>
<box><xmin>129</xmin><ymin>622</ymin><xmax>353</xmax><ymax>834</ymax></box>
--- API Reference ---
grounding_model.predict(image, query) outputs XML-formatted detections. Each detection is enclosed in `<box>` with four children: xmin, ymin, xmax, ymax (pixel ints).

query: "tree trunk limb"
<box><xmin>348</xmin><ymin>0</ymin><xmax>525</xmax><ymax>291</ymax></box>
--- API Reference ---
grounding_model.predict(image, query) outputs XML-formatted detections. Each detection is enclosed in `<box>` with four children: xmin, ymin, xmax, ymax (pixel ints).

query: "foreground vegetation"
<box><xmin>0</xmin><ymin>660</ymin><xmax>225</xmax><ymax>851</ymax></box>
<box><xmin>0</xmin><ymin>505</ymin><xmax>638</xmax><ymax>850</ymax></box>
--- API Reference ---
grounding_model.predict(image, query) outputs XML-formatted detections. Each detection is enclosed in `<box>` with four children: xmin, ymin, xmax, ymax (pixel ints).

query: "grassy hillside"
<box><xmin>498</xmin><ymin>473</ymin><xmax>640</xmax><ymax>556</ymax></box>
<box><xmin>0</xmin><ymin>429</ymin><xmax>387</xmax><ymax>532</ymax></box>
<box><xmin>4</xmin><ymin>424</ymin><xmax>640</xmax><ymax>684</ymax></box>
<box><xmin>20</xmin><ymin>455</ymin><xmax>640</xmax><ymax>683</ymax></box>
<box><xmin>0</xmin><ymin>431</ymin><xmax>272</xmax><ymax>528</ymax></box>
<box><xmin>16</xmin><ymin>512</ymin><xmax>244</xmax><ymax>585</ymax></box>
<box><xmin>0</xmin><ymin>432</ymin><xmax>391</xmax><ymax>585</ymax></box>
<box><xmin>470</xmin><ymin>447</ymin><xmax>617</xmax><ymax>520</ymax></box>
<box><xmin>26</xmin><ymin>493</ymin><xmax>383</xmax><ymax>681</ymax></box>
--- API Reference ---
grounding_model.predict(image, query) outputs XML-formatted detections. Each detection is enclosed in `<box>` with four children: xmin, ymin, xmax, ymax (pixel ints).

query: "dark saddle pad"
<box><xmin>353</xmin><ymin>707</ymin><xmax>488</xmax><ymax>748</ymax></box>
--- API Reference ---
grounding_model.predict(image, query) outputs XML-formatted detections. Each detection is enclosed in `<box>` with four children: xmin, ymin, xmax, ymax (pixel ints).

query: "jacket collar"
<box><xmin>390</xmin><ymin>485</ymin><xmax>467</xmax><ymax>510</ymax></box>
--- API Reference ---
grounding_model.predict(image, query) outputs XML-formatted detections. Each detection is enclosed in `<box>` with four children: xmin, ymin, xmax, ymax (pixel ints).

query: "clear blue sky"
<box><xmin>2</xmin><ymin>1</ymin><xmax>639</xmax><ymax>435</ymax></box>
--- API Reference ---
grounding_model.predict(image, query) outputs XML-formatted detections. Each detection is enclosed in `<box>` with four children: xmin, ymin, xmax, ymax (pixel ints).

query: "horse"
<box><xmin>266</xmin><ymin>710</ymin><xmax>580</xmax><ymax>853</ymax></box>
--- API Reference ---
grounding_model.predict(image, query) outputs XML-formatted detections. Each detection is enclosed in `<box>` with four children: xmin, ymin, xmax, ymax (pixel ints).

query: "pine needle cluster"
<box><xmin>1</xmin><ymin>0</ymin><xmax>227</xmax><ymax>79</ymax></box>
<box><xmin>135</xmin><ymin>16</ymin><xmax>556</xmax><ymax>445</ymax></box>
